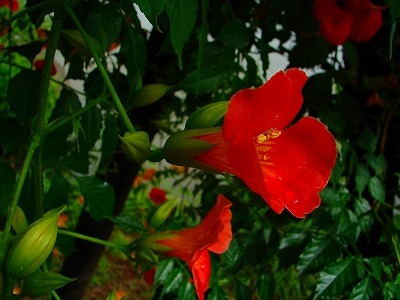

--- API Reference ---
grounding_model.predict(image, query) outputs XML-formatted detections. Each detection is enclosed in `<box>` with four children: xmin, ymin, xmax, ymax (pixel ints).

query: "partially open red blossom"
<box><xmin>33</xmin><ymin>59</ymin><xmax>57</xmax><ymax>76</ymax></box>
<box><xmin>313</xmin><ymin>0</ymin><xmax>387</xmax><ymax>45</ymax></box>
<box><xmin>137</xmin><ymin>194</ymin><xmax>232</xmax><ymax>300</ymax></box>
<box><xmin>149</xmin><ymin>187</ymin><xmax>167</xmax><ymax>204</ymax></box>
<box><xmin>164</xmin><ymin>69</ymin><xmax>337</xmax><ymax>218</ymax></box>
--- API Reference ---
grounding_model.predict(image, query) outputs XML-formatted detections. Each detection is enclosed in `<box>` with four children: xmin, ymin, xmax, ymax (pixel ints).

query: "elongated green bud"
<box><xmin>120</xmin><ymin>131</ymin><xmax>151</xmax><ymax>163</ymax></box>
<box><xmin>148</xmin><ymin>199</ymin><xmax>177</xmax><ymax>228</ymax></box>
<box><xmin>12</xmin><ymin>206</ymin><xmax>28</xmax><ymax>234</ymax></box>
<box><xmin>6</xmin><ymin>207</ymin><xmax>64</xmax><ymax>280</ymax></box>
<box><xmin>22</xmin><ymin>271</ymin><xmax>76</xmax><ymax>298</ymax></box>
<box><xmin>185</xmin><ymin>101</ymin><xmax>228</xmax><ymax>129</ymax></box>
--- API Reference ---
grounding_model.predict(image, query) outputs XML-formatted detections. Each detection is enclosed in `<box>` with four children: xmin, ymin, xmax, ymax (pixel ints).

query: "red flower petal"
<box><xmin>223</xmin><ymin>69</ymin><xmax>307</xmax><ymax>143</ymax></box>
<box><xmin>190</xmin><ymin>249</ymin><xmax>211</xmax><ymax>300</ymax></box>
<box><xmin>143</xmin><ymin>267</ymin><xmax>156</xmax><ymax>286</ymax></box>
<box><xmin>149</xmin><ymin>187</ymin><xmax>167</xmax><ymax>204</ymax></box>
<box><xmin>349</xmin><ymin>8</ymin><xmax>382</xmax><ymax>43</ymax></box>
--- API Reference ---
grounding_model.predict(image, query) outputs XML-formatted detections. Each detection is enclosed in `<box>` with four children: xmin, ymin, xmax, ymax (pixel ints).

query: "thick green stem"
<box><xmin>62</xmin><ymin>3</ymin><xmax>136</xmax><ymax>133</ymax></box>
<box><xmin>57</xmin><ymin>229</ymin><xmax>128</xmax><ymax>252</ymax></box>
<box><xmin>1</xmin><ymin>6</ymin><xmax>65</xmax><ymax>243</ymax></box>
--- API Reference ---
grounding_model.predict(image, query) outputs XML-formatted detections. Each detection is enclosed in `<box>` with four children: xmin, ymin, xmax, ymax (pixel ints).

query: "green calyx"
<box><xmin>135</xmin><ymin>232</ymin><xmax>177</xmax><ymax>254</ymax></box>
<box><xmin>12</xmin><ymin>206</ymin><xmax>28</xmax><ymax>234</ymax></box>
<box><xmin>162</xmin><ymin>127</ymin><xmax>222</xmax><ymax>173</ymax></box>
<box><xmin>119</xmin><ymin>131</ymin><xmax>151</xmax><ymax>163</ymax></box>
<box><xmin>22</xmin><ymin>271</ymin><xmax>76</xmax><ymax>298</ymax></box>
<box><xmin>185</xmin><ymin>101</ymin><xmax>228</xmax><ymax>129</ymax></box>
<box><xmin>6</xmin><ymin>206</ymin><xmax>64</xmax><ymax>280</ymax></box>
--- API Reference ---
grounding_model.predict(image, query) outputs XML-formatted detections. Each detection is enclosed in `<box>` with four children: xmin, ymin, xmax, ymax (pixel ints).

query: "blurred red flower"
<box><xmin>313</xmin><ymin>0</ymin><xmax>386</xmax><ymax>45</ymax></box>
<box><xmin>33</xmin><ymin>59</ymin><xmax>57</xmax><ymax>76</ymax></box>
<box><xmin>149</xmin><ymin>187</ymin><xmax>167</xmax><ymax>204</ymax></box>
<box><xmin>143</xmin><ymin>267</ymin><xmax>156</xmax><ymax>285</ymax></box>
<box><xmin>142</xmin><ymin>168</ymin><xmax>157</xmax><ymax>181</ymax></box>
<box><xmin>0</xmin><ymin>0</ymin><xmax>19</xmax><ymax>12</ymax></box>
<box><xmin>138</xmin><ymin>194</ymin><xmax>232</xmax><ymax>300</ymax></box>
<box><xmin>165</xmin><ymin>69</ymin><xmax>337</xmax><ymax>218</ymax></box>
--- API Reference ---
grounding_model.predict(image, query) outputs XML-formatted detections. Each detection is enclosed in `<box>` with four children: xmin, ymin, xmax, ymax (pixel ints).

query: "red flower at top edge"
<box><xmin>156</xmin><ymin>194</ymin><xmax>232</xmax><ymax>300</ymax></box>
<box><xmin>0</xmin><ymin>0</ymin><xmax>19</xmax><ymax>12</ymax></box>
<box><xmin>312</xmin><ymin>0</ymin><xmax>384</xmax><ymax>45</ymax></box>
<box><xmin>193</xmin><ymin>69</ymin><xmax>337</xmax><ymax>218</ymax></box>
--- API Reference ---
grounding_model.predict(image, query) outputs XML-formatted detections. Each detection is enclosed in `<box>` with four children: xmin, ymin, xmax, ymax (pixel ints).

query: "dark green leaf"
<box><xmin>120</xmin><ymin>21</ymin><xmax>147</xmax><ymax>81</ymax></box>
<box><xmin>5</xmin><ymin>41</ymin><xmax>43</xmax><ymax>62</ymax></box>
<box><xmin>364</xmin><ymin>257</ymin><xmax>383</xmax><ymax>280</ymax></box>
<box><xmin>179</xmin><ymin>68</ymin><xmax>225</xmax><ymax>94</ymax></box>
<box><xmin>335</xmin><ymin>208</ymin><xmax>360</xmax><ymax>246</ymax></box>
<box><xmin>178</xmin><ymin>280</ymin><xmax>196</xmax><ymax>300</ymax></box>
<box><xmin>278</xmin><ymin>230</ymin><xmax>311</xmax><ymax>269</ymax></box>
<box><xmin>0</xmin><ymin>163</ymin><xmax>15</xmax><ymax>215</ymax></box>
<box><xmin>355</xmin><ymin>163</ymin><xmax>370</xmax><ymax>197</ymax></box>
<box><xmin>354</xmin><ymin>198</ymin><xmax>373</xmax><ymax>235</ymax></box>
<box><xmin>102</xmin><ymin>112</ymin><xmax>119</xmax><ymax>161</ymax></box>
<box><xmin>135</xmin><ymin>0</ymin><xmax>167</xmax><ymax>32</ymax></box>
<box><xmin>297</xmin><ymin>236</ymin><xmax>341</xmax><ymax>275</ymax></box>
<box><xmin>343</xmin><ymin>40</ymin><xmax>359</xmax><ymax>69</ymax></box>
<box><xmin>85</xmin><ymin>3</ymin><xmax>122</xmax><ymax>51</ymax></box>
<box><xmin>348</xmin><ymin>275</ymin><xmax>380</xmax><ymax>300</ymax></box>
<box><xmin>154</xmin><ymin>260</ymin><xmax>174</xmax><ymax>286</ymax></box>
<box><xmin>257</xmin><ymin>273</ymin><xmax>274</xmax><ymax>300</ymax></box>
<box><xmin>208</xmin><ymin>285</ymin><xmax>228</xmax><ymax>300</ymax></box>
<box><xmin>106</xmin><ymin>215</ymin><xmax>145</xmax><ymax>232</ymax></box>
<box><xmin>42</xmin><ymin>123</ymin><xmax>72</xmax><ymax>161</ymax></box>
<box><xmin>383</xmin><ymin>274</ymin><xmax>400</xmax><ymax>300</ymax></box>
<box><xmin>355</xmin><ymin>126</ymin><xmax>377</xmax><ymax>153</ymax></box>
<box><xmin>258</xmin><ymin>41</ymin><xmax>270</xmax><ymax>77</ymax></box>
<box><xmin>218</xmin><ymin>19</ymin><xmax>250</xmax><ymax>49</ymax></box>
<box><xmin>62</xmin><ymin>149</ymin><xmax>90</xmax><ymax>174</ymax></box>
<box><xmin>160</xmin><ymin>269</ymin><xmax>183</xmax><ymax>298</ymax></box>
<box><xmin>49</xmin><ymin>88</ymin><xmax>82</xmax><ymax>122</ymax></box>
<box><xmin>0</xmin><ymin>118</ymin><xmax>29</xmax><ymax>155</ymax></box>
<box><xmin>166</xmin><ymin>0</ymin><xmax>198</xmax><ymax>69</ymax></box>
<box><xmin>43</xmin><ymin>172</ymin><xmax>70</xmax><ymax>211</ymax></box>
<box><xmin>223</xmin><ymin>239</ymin><xmax>244</xmax><ymax>271</ymax></box>
<box><xmin>78</xmin><ymin>105</ymin><xmax>102</xmax><ymax>152</ymax></box>
<box><xmin>314</xmin><ymin>257</ymin><xmax>364</xmax><ymax>300</ymax></box>
<box><xmin>289</xmin><ymin>37</ymin><xmax>331</xmax><ymax>68</ymax></box>
<box><xmin>236</xmin><ymin>280</ymin><xmax>252</xmax><ymax>300</ymax></box>
<box><xmin>7</xmin><ymin>70</ymin><xmax>41</xmax><ymax>123</ymax></box>
<box><xmin>75</xmin><ymin>176</ymin><xmax>115</xmax><ymax>221</ymax></box>
<box><xmin>363</xmin><ymin>153</ymin><xmax>386</xmax><ymax>178</ymax></box>
<box><xmin>196</xmin><ymin>0</ymin><xmax>210</xmax><ymax>82</ymax></box>
<box><xmin>245</xmin><ymin>229</ymin><xmax>268</xmax><ymax>265</ymax></box>
<box><xmin>367</xmin><ymin>176</ymin><xmax>385</xmax><ymax>203</ymax></box>
<box><xmin>18</xmin><ymin>167</ymin><xmax>36</xmax><ymax>220</ymax></box>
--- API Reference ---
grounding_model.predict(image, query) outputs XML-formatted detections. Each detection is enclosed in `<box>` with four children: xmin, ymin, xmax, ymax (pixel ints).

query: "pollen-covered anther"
<box><xmin>255</xmin><ymin>129</ymin><xmax>281</xmax><ymax>144</ymax></box>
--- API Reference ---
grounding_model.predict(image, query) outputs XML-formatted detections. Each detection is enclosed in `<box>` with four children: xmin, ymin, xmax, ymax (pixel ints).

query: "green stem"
<box><xmin>57</xmin><ymin>229</ymin><xmax>128</xmax><ymax>252</ymax></box>
<box><xmin>51</xmin><ymin>291</ymin><xmax>61</xmax><ymax>300</ymax></box>
<box><xmin>62</xmin><ymin>3</ymin><xmax>136</xmax><ymax>133</ymax></box>
<box><xmin>1</xmin><ymin>6</ymin><xmax>65</xmax><ymax>243</ymax></box>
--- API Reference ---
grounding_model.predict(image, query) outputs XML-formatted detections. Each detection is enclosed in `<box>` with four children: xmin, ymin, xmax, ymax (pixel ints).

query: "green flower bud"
<box><xmin>6</xmin><ymin>207</ymin><xmax>64</xmax><ymax>280</ymax></box>
<box><xmin>12</xmin><ymin>206</ymin><xmax>28</xmax><ymax>234</ymax></box>
<box><xmin>185</xmin><ymin>101</ymin><xmax>228</xmax><ymax>129</ymax></box>
<box><xmin>22</xmin><ymin>271</ymin><xmax>76</xmax><ymax>298</ymax></box>
<box><xmin>120</xmin><ymin>131</ymin><xmax>151</xmax><ymax>163</ymax></box>
<box><xmin>148</xmin><ymin>199</ymin><xmax>177</xmax><ymax>228</ymax></box>
<box><xmin>0</xmin><ymin>238</ymin><xmax>7</xmax><ymax>271</ymax></box>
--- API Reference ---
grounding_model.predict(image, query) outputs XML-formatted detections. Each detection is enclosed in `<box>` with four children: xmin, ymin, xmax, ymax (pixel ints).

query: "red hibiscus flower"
<box><xmin>137</xmin><ymin>194</ymin><xmax>232</xmax><ymax>300</ymax></box>
<box><xmin>313</xmin><ymin>0</ymin><xmax>387</xmax><ymax>45</ymax></box>
<box><xmin>149</xmin><ymin>187</ymin><xmax>167</xmax><ymax>204</ymax></box>
<box><xmin>33</xmin><ymin>59</ymin><xmax>57</xmax><ymax>76</ymax></box>
<box><xmin>163</xmin><ymin>69</ymin><xmax>337</xmax><ymax>218</ymax></box>
<box><xmin>0</xmin><ymin>0</ymin><xmax>19</xmax><ymax>12</ymax></box>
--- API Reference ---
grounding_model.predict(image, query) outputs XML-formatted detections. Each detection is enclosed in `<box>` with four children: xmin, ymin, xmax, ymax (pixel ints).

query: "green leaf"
<box><xmin>297</xmin><ymin>236</ymin><xmax>341</xmax><ymax>275</ymax></box>
<box><xmin>289</xmin><ymin>37</ymin><xmax>331</xmax><ymax>68</ymax></box>
<box><xmin>355</xmin><ymin>126</ymin><xmax>377</xmax><ymax>153</ymax></box>
<box><xmin>367</xmin><ymin>176</ymin><xmax>385</xmax><ymax>202</ymax></box>
<box><xmin>0</xmin><ymin>163</ymin><xmax>15</xmax><ymax>215</ymax></box>
<box><xmin>102</xmin><ymin>112</ymin><xmax>119</xmax><ymax>161</ymax></box>
<box><xmin>178</xmin><ymin>280</ymin><xmax>196</xmax><ymax>300</ymax></box>
<box><xmin>5</xmin><ymin>41</ymin><xmax>43</xmax><ymax>62</ymax></box>
<box><xmin>120</xmin><ymin>21</ymin><xmax>147</xmax><ymax>81</ymax></box>
<box><xmin>43</xmin><ymin>172</ymin><xmax>70</xmax><ymax>211</ymax></box>
<box><xmin>166</xmin><ymin>0</ymin><xmax>198</xmax><ymax>69</ymax></box>
<box><xmin>218</xmin><ymin>19</ymin><xmax>250</xmax><ymax>49</ymax></box>
<box><xmin>106</xmin><ymin>215</ymin><xmax>146</xmax><ymax>233</ymax></box>
<box><xmin>131</xmin><ymin>84</ymin><xmax>173</xmax><ymax>108</ymax></box>
<box><xmin>62</xmin><ymin>149</ymin><xmax>90</xmax><ymax>174</ymax></box>
<box><xmin>7</xmin><ymin>70</ymin><xmax>41</xmax><ymax>123</ymax></box>
<box><xmin>348</xmin><ymin>275</ymin><xmax>380</xmax><ymax>300</ymax></box>
<box><xmin>75</xmin><ymin>176</ymin><xmax>115</xmax><ymax>221</ymax></box>
<box><xmin>135</xmin><ymin>0</ymin><xmax>167</xmax><ymax>32</ymax></box>
<box><xmin>179</xmin><ymin>68</ymin><xmax>225</xmax><ymax>94</ymax></box>
<box><xmin>236</xmin><ymin>280</ymin><xmax>252</xmax><ymax>300</ymax></box>
<box><xmin>78</xmin><ymin>105</ymin><xmax>102</xmax><ymax>152</ymax></box>
<box><xmin>363</xmin><ymin>153</ymin><xmax>386</xmax><ymax>178</ymax></box>
<box><xmin>62</xmin><ymin>30</ymin><xmax>103</xmax><ymax>58</ymax></box>
<box><xmin>223</xmin><ymin>239</ymin><xmax>244</xmax><ymax>271</ymax></box>
<box><xmin>355</xmin><ymin>163</ymin><xmax>370</xmax><ymax>197</ymax></box>
<box><xmin>354</xmin><ymin>198</ymin><xmax>373</xmax><ymax>235</ymax></box>
<box><xmin>208</xmin><ymin>285</ymin><xmax>228</xmax><ymax>300</ymax></box>
<box><xmin>160</xmin><ymin>269</ymin><xmax>183</xmax><ymax>298</ymax></box>
<box><xmin>196</xmin><ymin>0</ymin><xmax>210</xmax><ymax>85</ymax></box>
<box><xmin>278</xmin><ymin>230</ymin><xmax>311</xmax><ymax>269</ymax></box>
<box><xmin>364</xmin><ymin>257</ymin><xmax>383</xmax><ymax>280</ymax></box>
<box><xmin>154</xmin><ymin>260</ymin><xmax>174</xmax><ymax>286</ymax></box>
<box><xmin>0</xmin><ymin>118</ymin><xmax>29</xmax><ymax>155</ymax></box>
<box><xmin>257</xmin><ymin>273</ymin><xmax>274</xmax><ymax>300</ymax></box>
<box><xmin>314</xmin><ymin>257</ymin><xmax>364</xmax><ymax>300</ymax></box>
<box><xmin>343</xmin><ymin>40</ymin><xmax>359</xmax><ymax>69</ymax></box>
